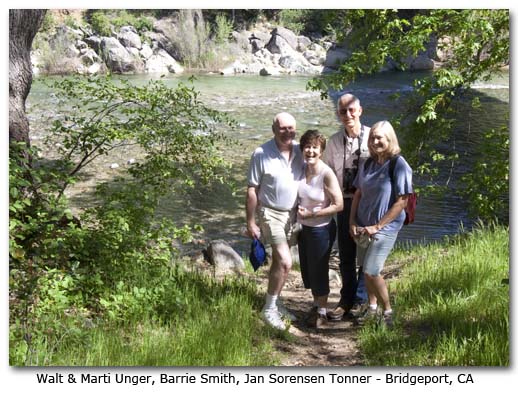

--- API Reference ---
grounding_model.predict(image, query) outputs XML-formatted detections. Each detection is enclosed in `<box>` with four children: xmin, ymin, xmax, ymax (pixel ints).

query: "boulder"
<box><xmin>219</xmin><ymin>60</ymin><xmax>247</xmax><ymax>75</ymax></box>
<box><xmin>145</xmin><ymin>48</ymin><xmax>184</xmax><ymax>74</ymax></box>
<box><xmin>84</xmin><ymin>35</ymin><xmax>102</xmax><ymax>52</ymax></box>
<box><xmin>100</xmin><ymin>37</ymin><xmax>144</xmax><ymax>73</ymax></box>
<box><xmin>303</xmin><ymin>49</ymin><xmax>325</xmax><ymax>66</ymax></box>
<box><xmin>279</xmin><ymin>54</ymin><xmax>310</xmax><ymax>73</ymax></box>
<box><xmin>297</xmin><ymin>35</ymin><xmax>312</xmax><ymax>52</ymax></box>
<box><xmin>79</xmin><ymin>48</ymin><xmax>101</xmax><ymax>66</ymax></box>
<box><xmin>268</xmin><ymin>27</ymin><xmax>299</xmax><ymax>51</ymax></box>
<box><xmin>409</xmin><ymin>54</ymin><xmax>436</xmax><ymax>71</ymax></box>
<box><xmin>323</xmin><ymin>47</ymin><xmax>351</xmax><ymax>69</ymax></box>
<box><xmin>118</xmin><ymin>26</ymin><xmax>142</xmax><ymax>50</ymax></box>
<box><xmin>259</xmin><ymin>66</ymin><xmax>281</xmax><ymax>76</ymax></box>
<box><xmin>206</xmin><ymin>240</ymin><xmax>245</xmax><ymax>274</ymax></box>
<box><xmin>140</xmin><ymin>42</ymin><xmax>153</xmax><ymax>60</ymax></box>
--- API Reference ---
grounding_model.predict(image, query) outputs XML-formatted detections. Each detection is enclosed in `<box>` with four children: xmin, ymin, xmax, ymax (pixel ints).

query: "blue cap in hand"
<box><xmin>249</xmin><ymin>238</ymin><xmax>266</xmax><ymax>271</ymax></box>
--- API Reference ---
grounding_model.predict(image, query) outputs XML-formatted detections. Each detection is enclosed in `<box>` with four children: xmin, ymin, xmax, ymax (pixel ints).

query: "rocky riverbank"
<box><xmin>31</xmin><ymin>15</ymin><xmax>444</xmax><ymax>77</ymax></box>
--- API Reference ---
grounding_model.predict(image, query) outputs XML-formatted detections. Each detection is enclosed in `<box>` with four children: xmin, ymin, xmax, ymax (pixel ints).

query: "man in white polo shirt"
<box><xmin>246</xmin><ymin>112</ymin><xmax>304</xmax><ymax>330</ymax></box>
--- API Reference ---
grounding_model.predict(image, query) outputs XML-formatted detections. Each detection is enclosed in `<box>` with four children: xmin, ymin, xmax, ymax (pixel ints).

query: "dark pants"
<box><xmin>337</xmin><ymin>198</ymin><xmax>368</xmax><ymax>307</ymax></box>
<box><xmin>298</xmin><ymin>219</ymin><xmax>336</xmax><ymax>297</ymax></box>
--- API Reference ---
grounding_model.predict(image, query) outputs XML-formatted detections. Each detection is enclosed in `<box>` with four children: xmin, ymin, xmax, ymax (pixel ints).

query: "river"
<box><xmin>27</xmin><ymin>70</ymin><xmax>509</xmax><ymax>254</ymax></box>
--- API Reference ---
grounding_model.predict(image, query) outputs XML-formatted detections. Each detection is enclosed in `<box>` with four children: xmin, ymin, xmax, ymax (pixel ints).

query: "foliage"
<box><xmin>10</xmin><ymin>267</ymin><xmax>274</xmax><ymax>366</ymax></box>
<box><xmin>34</xmin><ymin>33</ymin><xmax>81</xmax><ymax>75</ymax></box>
<box><xmin>460</xmin><ymin>123</ymin><xmax>509</xmax><ymax>221</ymax></box>
<box><xmin>88</xmin><ymin>11</ymin><xmax>112</xmax><ymax>36</ymax></box>
<box><xmin>277</xmin><ymin>9</ymin><xmax>306</xmax><ymax>35</ymax></box>
<box><xmin>166</xmin><ymin>9</ymin><xmax>240</xmax><ymax>70</ymax></box>
<box><xmin>308</xmin><ymin>9</ymin><xmax>509</xmax><ymax>222</ymax></box>
<box><xmin>359</xmin><ymin>224</ymin><xmax>509</xmax><ymax>366</ymax></box>
<box><xmin>214</xmin><ymin>13</ymin><xmax>234</xmax><ymax>45</ymax></box>
<box><xmin>9</xmin><ymin>76</ymin><xmax>237</xmax><ymax>365</ymax></box>
<box><xmin>276</xmin><ymin>9</ymin><xmax>348</xmax><ymax>37</ymax></box>
<box><xmin>87</xmin><ymin>9</ymin><xmax>153</xmax><ymax>36</ymax></box>
<box><xmin>39</xmin><ymin>12</ymin><xmax>56</xmax><ymax>34</ymax></box>
<box><xmin>112</xmin><ymin>10</ymin><xmax>153</xmax><ymax>33</ymax></box>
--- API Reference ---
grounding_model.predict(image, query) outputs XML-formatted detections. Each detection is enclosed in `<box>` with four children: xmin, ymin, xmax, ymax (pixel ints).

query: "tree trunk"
<box><xmin>9</xmin><ymin>9</ymin><xmax>46</xmax><ymax>146</ymax></box>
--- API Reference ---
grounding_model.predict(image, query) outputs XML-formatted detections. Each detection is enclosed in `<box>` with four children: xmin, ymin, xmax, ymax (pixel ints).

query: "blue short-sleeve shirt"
<box><xmin>353</xmin><ymin>155</ymin><xmax>413</xmax><ymax>233</ymax></box>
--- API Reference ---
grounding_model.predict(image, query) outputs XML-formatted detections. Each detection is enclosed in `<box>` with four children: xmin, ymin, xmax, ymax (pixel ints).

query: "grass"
<box><xmin>359</xmin><ymin>223</ymin><xmax>509</xmax><ymax>366</ymax></box>
<box><xmin>12</xmin><ymin>268</ymin><xmax>279</xmax><ymax>366</ymax></box>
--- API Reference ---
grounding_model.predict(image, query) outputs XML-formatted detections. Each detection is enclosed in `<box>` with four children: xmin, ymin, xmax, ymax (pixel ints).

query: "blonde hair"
<box><xmin>368</xmin><ymin>120</ymin><xmax>401</xmax><ymax>158</ymax></box>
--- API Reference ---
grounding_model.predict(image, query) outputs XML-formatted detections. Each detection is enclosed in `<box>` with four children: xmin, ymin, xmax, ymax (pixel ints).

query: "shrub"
<box><xmin>89</xmin><ymin>11</ymin><xmax>112</xmax><ymax>36</ymax></box>
<box><xmin>214</xmin><ymin>13</ymin><xmax>234</xmax><ymax>45</ymax></box>
<box><xmin>9</xmin><ymin>77</ymin><xmax>237</xmax><ymax>365</ymax></box>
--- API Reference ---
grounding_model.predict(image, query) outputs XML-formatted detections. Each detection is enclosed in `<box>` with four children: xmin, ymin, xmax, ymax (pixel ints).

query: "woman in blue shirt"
<box><xmin>350</xmin><ymin>120</ymin><xmax>413</xmax><ymax>326</ymax></box>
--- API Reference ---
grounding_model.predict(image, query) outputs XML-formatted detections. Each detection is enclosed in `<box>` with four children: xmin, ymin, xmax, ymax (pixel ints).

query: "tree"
<box><xmin>309</xmin><ymin>9</ymin><xmax>509</xmax><ymax>222</ymax></box>
<box><xmin>9</xmin><ymin>9</ymin><xmax>46</xmax><ymax>146</ymax></box>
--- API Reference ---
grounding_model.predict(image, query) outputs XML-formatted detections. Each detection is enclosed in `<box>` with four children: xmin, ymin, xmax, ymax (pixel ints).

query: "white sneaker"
<box><xmin>261</xmin><ymin>308</ymin><xmax>286</xmax><ymax>330</ymax></box>
<box><xmin>277</xmin><ymin>300</ymin><xmax>297</xmax><ymax>322</ymax></box>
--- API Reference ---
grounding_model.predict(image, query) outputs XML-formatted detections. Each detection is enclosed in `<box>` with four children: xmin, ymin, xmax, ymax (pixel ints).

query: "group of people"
<box><xmin>246</xmin><ymin>93</ymin><xmax>414</xmax><ymax>330</ymax></box>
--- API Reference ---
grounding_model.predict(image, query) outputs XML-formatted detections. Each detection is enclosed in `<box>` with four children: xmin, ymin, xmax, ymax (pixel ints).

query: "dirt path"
<box><xmin>254</xmin><ymin>253</ymin><xmax>365</xmax><ymax>367</ymax></box>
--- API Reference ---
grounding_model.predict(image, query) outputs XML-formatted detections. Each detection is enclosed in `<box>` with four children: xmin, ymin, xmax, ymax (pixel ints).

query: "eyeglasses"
<box><xmin>338</xmin><ymin>107</ymin><xmax>358</xmax><ymax>115</ymax></box>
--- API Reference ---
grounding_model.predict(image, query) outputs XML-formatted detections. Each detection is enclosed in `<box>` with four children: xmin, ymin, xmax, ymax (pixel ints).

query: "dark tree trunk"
<box><xmin>9</xmin><ymin>9</ymin><xmax>46</xmax><ymax>146</ymax></box>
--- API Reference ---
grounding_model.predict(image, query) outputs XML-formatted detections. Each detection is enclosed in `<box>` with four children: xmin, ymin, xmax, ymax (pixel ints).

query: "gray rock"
<box><xmin>79</xmin><ymin>48</ymin><xmax>101</xmax><ymax>66</ymax></box>
<box><xmin>140</xmin><ymin>42</ymin><xmax>153</xmax><ymax>60</ymax></box>
<box><xmin>409</xmin><ymin>55</ymin><xmax>435</xmax><ymax>71</ymax></box>
<box><xmin>260</xmin><ymin>66</ymin><xmax>281</xmax><ymax>76</ymax></box>
<box><xmin>100</xmin><ymin>37</ymin><xmax>144</xmax><ymax>73</ymax></box>
<box><xmin>206</xmin><ymin>240</ymin><xmax>245</xmax><ymax>273</ymax></box>
<box><xmin>323</xmin><ymin>47</ymin><xmax>351</xmax><ymax>69</ymax></box>
<box><xmin>297</xmin><ymin>36</ymin><xmax>312</xmax><ymax>52</ymax></box>
<box><xmin>145</xmin><ymin>48</ymin><xmax>184</xmax><ymax>74</ymax></box>
<box><xmin>84</xmin><ymin>35</ymin><xmax>102</xmax><ymax>52</ymax></box>
<box><xmin>270</xmin><ymin>26</ymin><xmax>299</xmax><ymax>51</ymax></box>
<box><xmin>118</xmin><ymin>26</ymin><xmax>142</xmax><ymax>49</ymax></box>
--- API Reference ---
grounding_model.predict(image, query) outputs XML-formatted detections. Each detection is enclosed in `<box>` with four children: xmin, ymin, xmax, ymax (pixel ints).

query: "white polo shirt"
<box><xmin>247</xmin><ymin>138</ymin><xmax>304</xmax><ymax>211</ymax></box>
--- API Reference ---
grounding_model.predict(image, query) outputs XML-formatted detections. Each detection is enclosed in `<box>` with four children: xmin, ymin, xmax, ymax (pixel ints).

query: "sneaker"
<box><xmin>381</xmin><ymin>312</ymin><xmax>394</xmax><ymax>328</ymax></box>
<box><xmin>350</xmin><ymin>303</ymin><xmax>365</xmax><ymax>318</ymax></box>
<box><xmin>327</xmin><ymin>304</ymin><xmax>352</xmax><ymax>321</ymax></box>
<box><xmin>306</xmin><ymin>309</ymin><xmax>328</xmax><ymax>328</ymax></box>
<box><xmin>261</xmin><ymin>308</ymin><xmax>286</xmax><ymax>330</ymax></box>
<box><xmin>355</xmin><ymin>306</ymin><xmax>378</xmax><ymax>325</ymax></box>
<box><xmin>277</xmin><ymin>300</ymin><xmax>297</xmax><ymax>322</ymax></box>
<box><xmin>315</xmin><ymin>313</ymin><xmax>328</xmax><ymax>328</ymax></box>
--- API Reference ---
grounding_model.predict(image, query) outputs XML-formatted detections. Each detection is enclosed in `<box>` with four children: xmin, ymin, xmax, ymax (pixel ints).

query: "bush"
<box><xmin>9</xmin><ymin>77</ymin><xmax>237</xmax><ymax>365</ymax></box>
<box><xmin>214</xmin><ymin>13</ymin><xmax>234</xmax><ymax>45</ymax></box>
<box><xmin>89</xmin><ymin>11</ymin><xmax>112</xmax><ymax>36</ymax></box>
<box><xmin>278</xmin><ymin>9</ymin><xmax>307</xmax><ymax>35</ymax></box>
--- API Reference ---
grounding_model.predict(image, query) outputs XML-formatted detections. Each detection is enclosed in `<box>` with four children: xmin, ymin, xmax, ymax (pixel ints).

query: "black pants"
<box><xmin>336</xmin><ymin>198</ymin><xmax>367</xmax><ymax>306</ymax></box>
<box><xmin>298</xmin><ymin>219</ymin><xmax>336</xmax><ymax>297</ymax></box>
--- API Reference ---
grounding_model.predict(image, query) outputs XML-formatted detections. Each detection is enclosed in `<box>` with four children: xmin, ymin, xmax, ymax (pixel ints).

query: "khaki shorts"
<box><xmin>258</xmin><ymin>206</ymin><xmax>298</xmax><ymax>246</ymax></box>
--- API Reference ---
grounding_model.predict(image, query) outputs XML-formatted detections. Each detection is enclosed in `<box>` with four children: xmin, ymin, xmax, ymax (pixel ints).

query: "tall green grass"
<box><xmin>16</xmin><ymin>269</ymin><xmax>277</xmax><ymax>366</ymax></box>
<box><xmin>359</xmin><ymin>224</ymin><xmax>509</xmax><ymax>366</ymax></box>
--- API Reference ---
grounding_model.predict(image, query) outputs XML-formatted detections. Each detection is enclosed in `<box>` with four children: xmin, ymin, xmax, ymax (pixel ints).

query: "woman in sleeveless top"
<box><xmin>297</xmin><ymin>130</ymin><xmax>344</xmax><ymax>328</ymax></box>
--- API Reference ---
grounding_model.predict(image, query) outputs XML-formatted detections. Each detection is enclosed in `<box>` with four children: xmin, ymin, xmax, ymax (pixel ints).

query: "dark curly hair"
<box><xmin>299</xmin><ymin>129</ymin><xmax>326</xmax><ymax>152</ymax></box>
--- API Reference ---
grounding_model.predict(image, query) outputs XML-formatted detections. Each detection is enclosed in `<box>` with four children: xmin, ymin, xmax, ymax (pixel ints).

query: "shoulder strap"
<box><xmin>388</xmin><ymin>155</ymin><xmax>400</xmax><ymax>184</ymax></box>
<box><xmin>364</xmin><ymin>157</ymin><xmax>373</xmax><ymax>171</ymax></box>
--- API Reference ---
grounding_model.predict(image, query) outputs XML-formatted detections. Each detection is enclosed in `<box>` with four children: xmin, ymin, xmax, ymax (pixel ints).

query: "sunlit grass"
<box><xmin>359</xmin><ymin>224</ymin><xmax>509</xmax><ymax>366</ymax></box>
<box><xmin>20</xmin><ymin>269</ymin><xmax>278</xmax><ymax>366</ymax></box>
